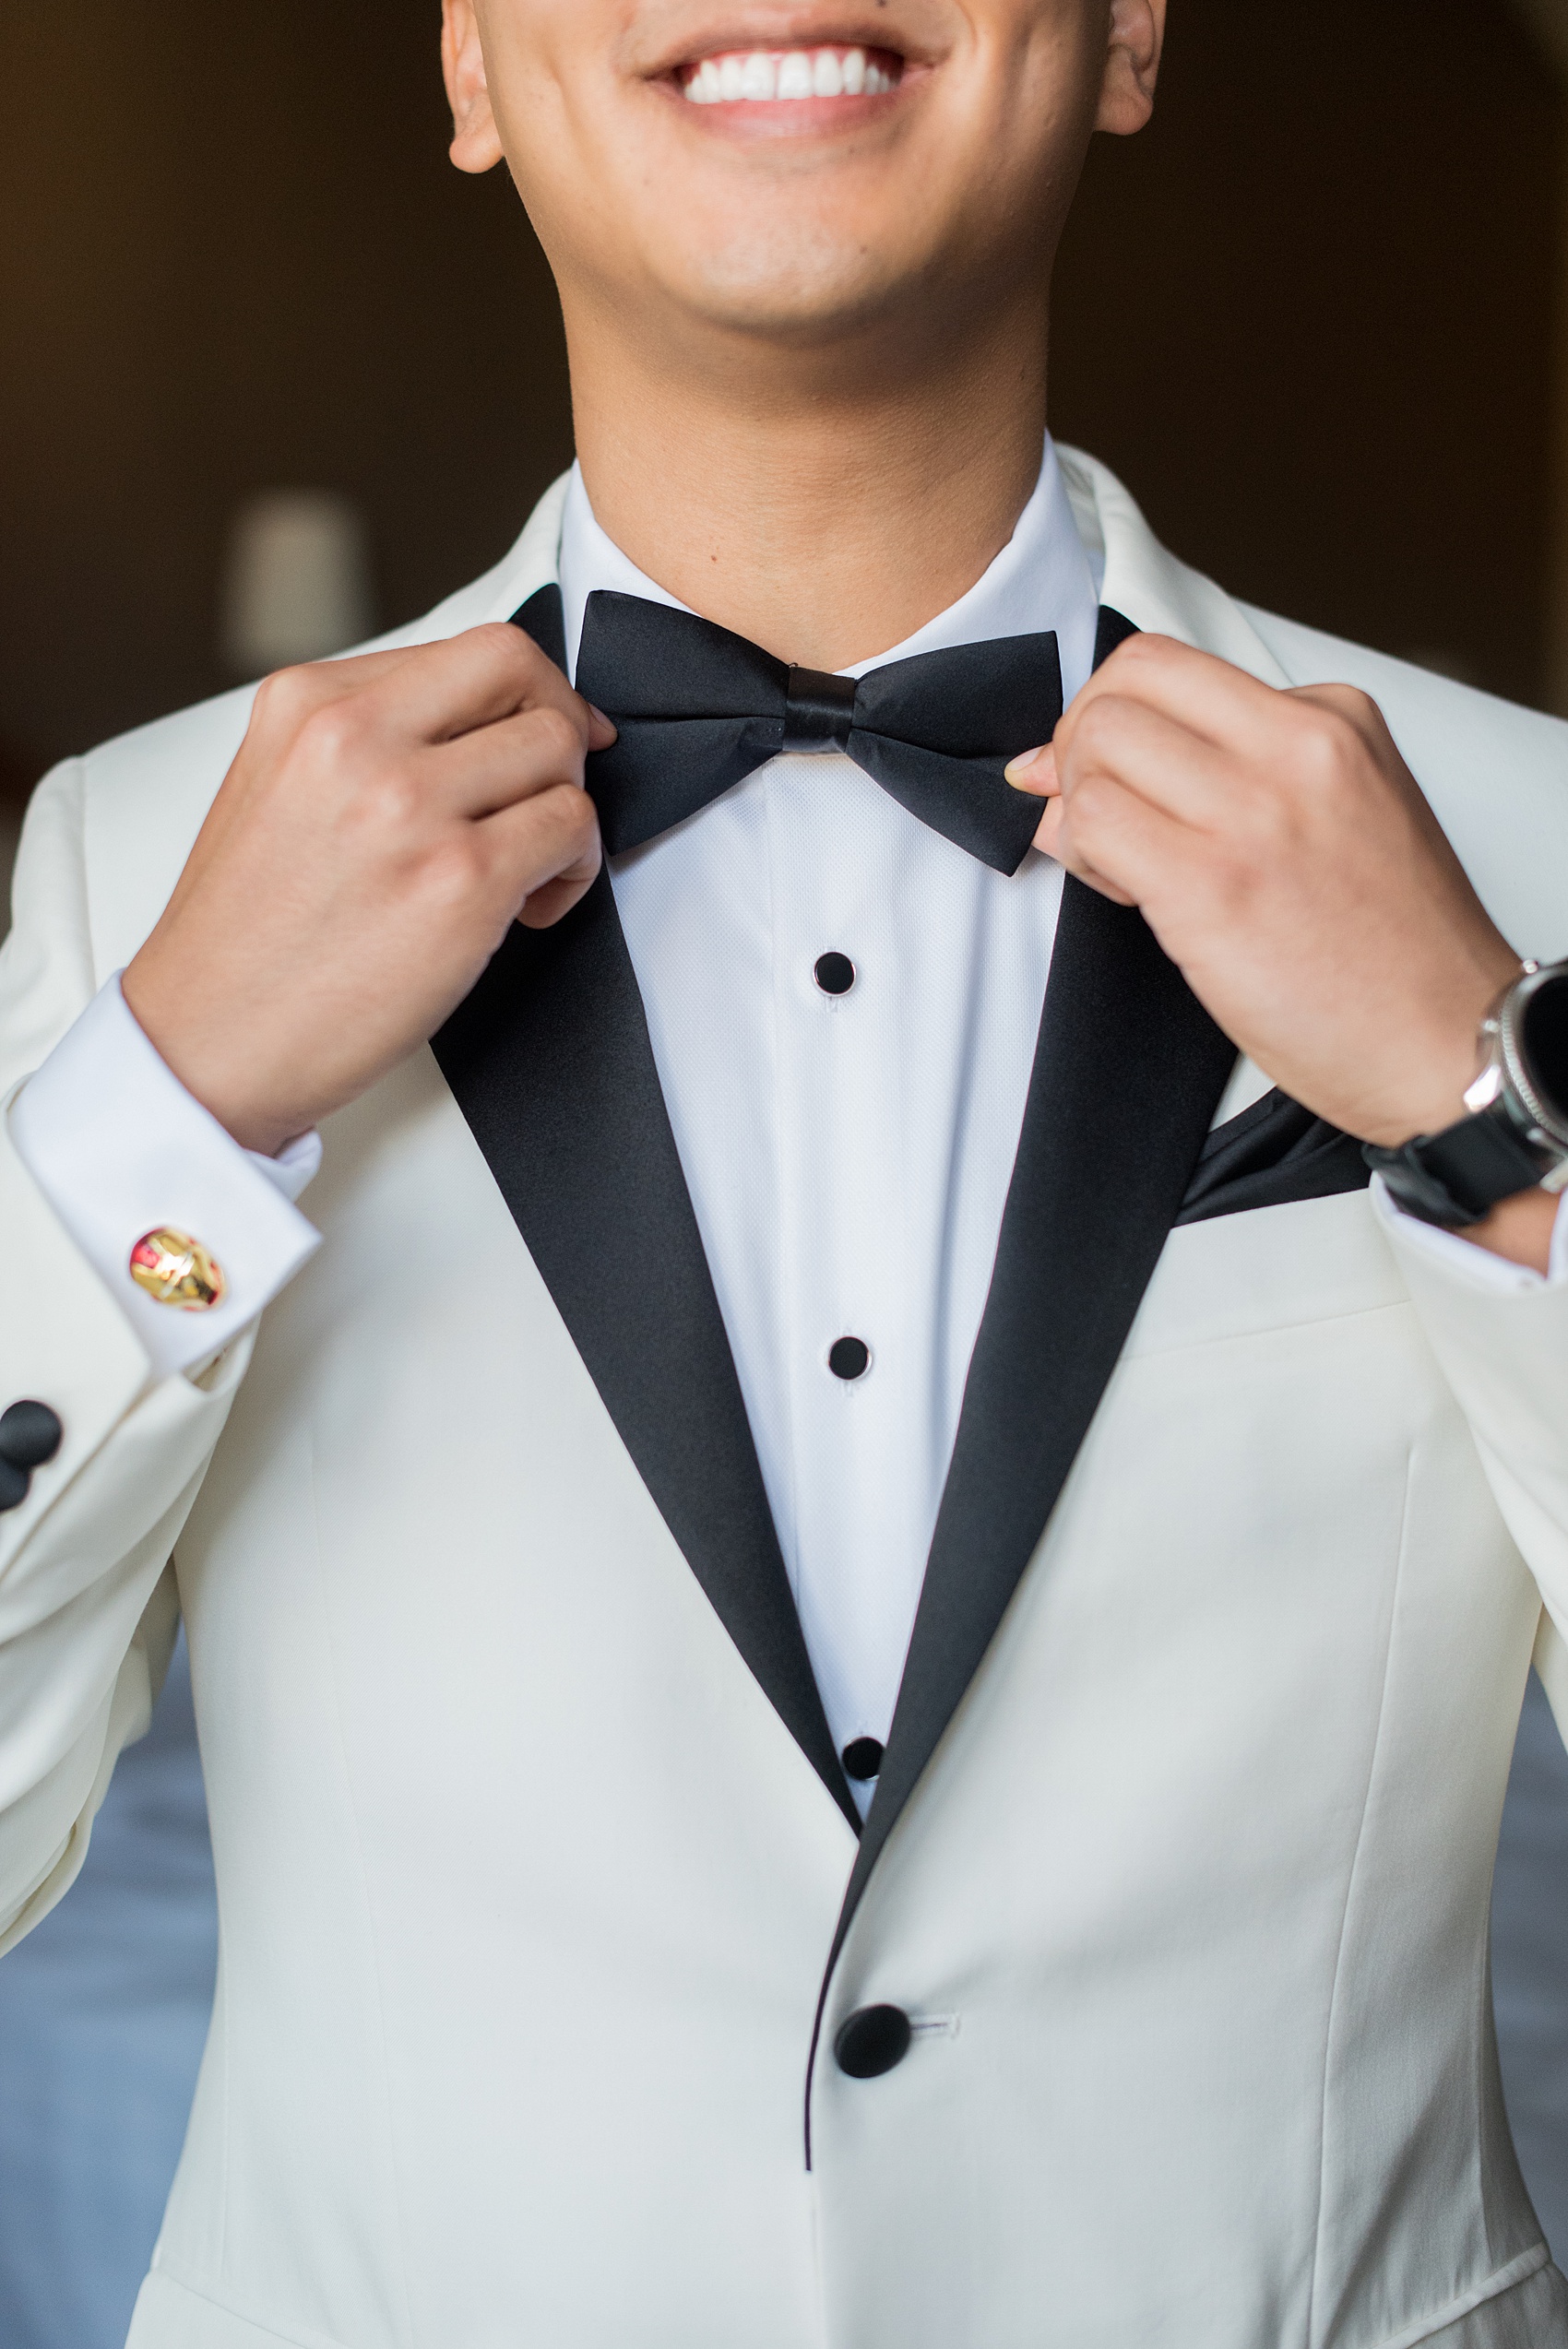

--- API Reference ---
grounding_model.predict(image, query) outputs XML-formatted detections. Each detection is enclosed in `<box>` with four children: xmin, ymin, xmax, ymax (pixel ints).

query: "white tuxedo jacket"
<box><xmin>4</xmin><ymin>454</ymin><xmax>1568</xmax><ymax>2349</ymax></box>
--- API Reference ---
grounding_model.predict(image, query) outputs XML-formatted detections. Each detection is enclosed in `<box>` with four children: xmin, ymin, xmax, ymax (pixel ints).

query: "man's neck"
<box><xmin>563</xmin><ymin>295</ymin><xmax>1052</xmax><ymax>673</ymax></box>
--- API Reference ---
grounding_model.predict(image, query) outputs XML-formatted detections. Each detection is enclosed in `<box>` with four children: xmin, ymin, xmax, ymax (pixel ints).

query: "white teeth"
<box><xmin>681</xmin><ymin>45</ymin><xmax>897</xmax><ymax>104</ymax></box>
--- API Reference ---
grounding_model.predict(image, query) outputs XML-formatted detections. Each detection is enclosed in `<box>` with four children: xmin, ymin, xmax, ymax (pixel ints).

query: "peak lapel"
<box><xmin>433</xmin><ymin>586</ymin><xmax>859</xmax><ymax>1834</ymax></box>
<box><xmin>814</xmin><ymin>607</ymin><xmax>1238</xmax><ymax>2032</ymax></box>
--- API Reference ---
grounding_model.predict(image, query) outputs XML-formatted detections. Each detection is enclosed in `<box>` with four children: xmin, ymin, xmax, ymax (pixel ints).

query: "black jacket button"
<box><xmin>834</xmin><ymin>2004</ymin><xmax>912</xmax><ymax>2079</ymax></box>
<box><xmin>0</xmin><ymin>1401</ymin><xmax>63</xmax><ymax>1513</ymax></box>
<box><xmin>0</xmin><ymin>1401</ymin><xmax>64</xmax><ymax>1471</ymax></box>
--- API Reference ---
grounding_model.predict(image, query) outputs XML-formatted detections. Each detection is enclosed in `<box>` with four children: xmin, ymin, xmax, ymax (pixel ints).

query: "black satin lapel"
<box><xmin>433</xmin><ymin>881</ymin><xmax>856</xmax><ymax>1832</ymax></box>
<box><xmin>1095</xmin><ymin>605</ymin><xmax>1140</xmax><ymax>663</ymax></box>
<box><xmin>1179</xmin><ymin>1088</ymin><xmax>1371</xmax><ymax>1222</ymax></box>
<box><xmin>811</xmin><ymin>604</ymin><xmax>1236</xmax><ymax>2061</ymax></box>
<box><xmin>512</xmin><ymin>583</ymin><xmax>567</xmax><ymax>669</ymax></box>
<box><xmin>824</xmin><ymin>879</ymin><xmax>1235</xmax><ymax>1952</ymax></box>
<box><xmin>435</xmin><ymin>587</ymin><xmax>857</xmax><ymax>1832</ymax></box>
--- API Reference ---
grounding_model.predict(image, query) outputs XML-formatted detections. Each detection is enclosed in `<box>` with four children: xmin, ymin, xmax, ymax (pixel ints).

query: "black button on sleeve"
<box><xmin>835</xmin><ymin>2004</ymin><xmax>913</xmax><ymax>2079</ymax></box>
<box><xmin>813</xmin><ymin>953</ymin><xmax>856</xmax><ymax>997</ymax></box>
<box><xmin>0</xmin><ymin>1401</ymin><xmax>64</xmax><ymax>1471</ymax></box>
<box><xmin>842</xmin><ymin>1737</ymin><xmax>885</xmax><ymax>1782</ymax></box>
<box><xmin>0</xmin><ymin>1400</ymin><xmax>62</xmax><ymax>1514</ymax></box>
<box><xmin>828</xmin><ymin>1336</ymin><xmax>870</xmax><ymax>1382</ymax></box>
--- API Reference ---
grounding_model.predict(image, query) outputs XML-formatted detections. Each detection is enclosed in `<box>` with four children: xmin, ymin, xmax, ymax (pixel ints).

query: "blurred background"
<box><xmin>3</xmin><ymin>1</ymin><xmax>1568</xmax><ymax>2341</ymax></box>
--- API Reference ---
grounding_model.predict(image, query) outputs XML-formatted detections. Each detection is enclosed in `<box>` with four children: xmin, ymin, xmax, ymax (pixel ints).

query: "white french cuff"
<box><xmin>1372</xmin><ymin>1172</ymin><xmax>1568</xmax><ymax>1293</ymax></box>
<box><xmin>7</xmin><ymin>975</ymin><xmax>322</xmax><ymax>1380</ymax></box>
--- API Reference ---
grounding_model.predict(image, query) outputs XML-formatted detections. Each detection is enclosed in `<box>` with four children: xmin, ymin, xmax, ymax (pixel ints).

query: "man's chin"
<box><xmin>615</xmin><ymin>209</ymin><xmax>945</xmax><ymax>349</ymax></box>
<box><xmin>655</xmin><ymin>266</ymin><xmax>921</xmax><ymax>351</ymax></box>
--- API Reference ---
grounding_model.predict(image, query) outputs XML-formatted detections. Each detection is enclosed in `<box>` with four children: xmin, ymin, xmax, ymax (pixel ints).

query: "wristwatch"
<box><xmin>1364</xmin><ymin>958</ymin><xmax>1568</xmax><ymax>1228</ymax></box>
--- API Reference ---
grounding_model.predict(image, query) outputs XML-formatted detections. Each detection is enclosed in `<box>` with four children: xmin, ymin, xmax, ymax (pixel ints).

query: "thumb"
<box><xmin>1004</xmin><ymin>741</ymin><xmax>1059</xmax><ymax>798</ymax></box>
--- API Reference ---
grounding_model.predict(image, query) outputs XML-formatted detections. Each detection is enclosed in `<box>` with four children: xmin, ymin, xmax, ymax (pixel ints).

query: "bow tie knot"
<box><xmin>511</xmin><ymin>585</ymin><xmax>1067</xmax><ymax>875</ymax></box>
<box><xmin>782</xmin><ymin>665</ymin><xmax>859</xmax><ymax>754</ymax></box>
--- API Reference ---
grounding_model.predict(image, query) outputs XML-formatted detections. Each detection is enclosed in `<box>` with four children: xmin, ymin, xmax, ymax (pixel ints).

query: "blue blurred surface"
<box><xmin>0</xmin><ymin>1632</ymin><xmax>215</xmax><ymax>2349</ymax></box>
<box><xmin>1494</xmin><ymin>1671</ymin><xmax>1568</xmax><ymax>2258</ymax></box>
<box><xmin>0</xmin><ymin>1646</ymin><xmax>1566</xmax><ymax>2345</ymax></box>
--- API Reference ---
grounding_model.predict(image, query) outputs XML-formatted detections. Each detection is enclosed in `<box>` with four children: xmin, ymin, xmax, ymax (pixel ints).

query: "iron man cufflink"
<box><xmin>129</xmin><ymin>1228</ymin><xmax>226</xmax><ymax>1310</ymax></box>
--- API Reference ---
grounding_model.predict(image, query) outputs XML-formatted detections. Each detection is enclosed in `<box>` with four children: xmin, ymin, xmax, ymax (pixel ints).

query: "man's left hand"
<box><xmin>1005</xmin><ymin>633</ymin><xmax>1555</xmax><ymax>1271</ymax></box>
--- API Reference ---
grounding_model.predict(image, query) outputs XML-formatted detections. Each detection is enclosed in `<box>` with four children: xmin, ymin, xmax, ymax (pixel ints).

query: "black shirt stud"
<box><xmin>835</xmin><ymin>2004</ymin><xmax>913</xmax><ymax>2079</ymax></box>
<box><xmin>828</xmin><ymin>1337</ymin><xmax>871</xmax><ymax>1382</ymax></box>
<box><xmin>841</xmin><ymin>1737</ymin><xmax>885</xmax><ymax>1783</ymax></box>
<box><xmin>814</xmin><ymin>952</ymin><xmax>856</xmax><ymax>997</ymax></box>
<box><xmin>0</xmin><ymin>1400</ymin><xmax>64</xmax><ymax>1513</ymax></box>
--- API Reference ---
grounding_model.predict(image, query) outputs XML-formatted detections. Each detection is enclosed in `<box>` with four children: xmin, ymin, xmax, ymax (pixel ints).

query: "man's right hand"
<box><xmin>123</xmin><ymin>624</ymin><xmax>612</xmax><ymax>1158</ymax></box>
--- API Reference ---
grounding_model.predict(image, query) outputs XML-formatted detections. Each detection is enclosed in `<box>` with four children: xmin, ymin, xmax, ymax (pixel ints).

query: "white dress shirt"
<box><xmin>7</xmin><ymin>979</ymin><xmax>321</xmax><ymax>1372</ymax></box>
<box><xmin>10</xmin><ymin>437</ymin><xmax>1567</xmax><ymax>1810</ymax></box>
<box><xmin>560</xmin><ymin>447</ymin><xmax>1099</xmax><ymax>1794</ymax></box>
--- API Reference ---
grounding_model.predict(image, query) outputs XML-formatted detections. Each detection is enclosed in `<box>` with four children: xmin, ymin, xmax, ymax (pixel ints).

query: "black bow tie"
<box><xmin>528</xmin><ymin>587</ymin><xmax>1065</xmax><ymax>876</ymax></box>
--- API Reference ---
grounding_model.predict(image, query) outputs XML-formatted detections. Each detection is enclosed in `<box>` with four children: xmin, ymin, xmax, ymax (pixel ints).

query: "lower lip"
<box><xmin>674</xmin><ymin>89</ymin><xmax>904</xmax><ymax>136</ymax></box>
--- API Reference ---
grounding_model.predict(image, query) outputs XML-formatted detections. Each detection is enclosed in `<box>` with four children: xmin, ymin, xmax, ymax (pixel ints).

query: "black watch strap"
<box><xmin>1364</xmin><ymin>1097</ymin><xmax>1556</xmax><ymax>1228</ymax></box>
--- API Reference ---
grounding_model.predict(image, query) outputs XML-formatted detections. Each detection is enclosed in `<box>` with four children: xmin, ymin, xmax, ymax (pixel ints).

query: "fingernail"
<box><xmin>1004</xmin><ymin>748</ymin><xmax>1049</xmax><ymax>789</ymax></box>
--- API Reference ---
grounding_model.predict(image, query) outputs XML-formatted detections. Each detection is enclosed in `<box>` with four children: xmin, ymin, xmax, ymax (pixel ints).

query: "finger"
<box><xmin>1287</xmin><ymin>680</ymin><xmax>1386</xmax><ymax>746</ymax></box>
<box><xmin>244</xmin><ymin>643</ymin><xmax>474</xmax><ymax>752</ymax></box>
<box><xmin>1004</xmin><ymin>741</ymin><xmax>1060</xmax><ymax>797</ymax></box>
<box><xmin>426</xmin><ymin>699</ymin><xmax>600</xmax><ymax>819</ymax></box>
<box><xmin>1056</xmin><ymin>693</ymin><xmax>1240</xmax><ymax>832</ymax></box>
<box><xmin>1030</xmin><ymin>797</ymin><xmax>1137</xmax><ymax>904</ymax></box>
<box><xmin>1051</xmin><ymin>766</ymin><xmax>1207</xmax><ymax>915</ymax></box>
<box><xmin>261</xmin><ymin>644</ymin><xmax>425</xmax><ymax>703</ymax></box>
<box><xmin>517</xmin><ymin>869</ymin><xmax>600</xmax><ymax>930</ymax></box>
<box><xmin>477</xmin><ymin>781</ymin><xmax>603</xmax><ymax>927</ymax></box>
<box><xmin>1005</xmin><ymin>636</ymin><xmax>1275</xmax><ymax>798</ymax></box>
<box><xmin>1058</xmin><ymin>633</ymin><xmax>1288</xmax><ymax>764</ymax></box>
<box><xmin>1062</xmin><ymin>864</ymin><xmax>1140</xmax><ymax>908</ymax></box>
<box><xmin>351</xmin><ymin>623</ymin><xmax>596</xmax><ymax>749</ymax></box>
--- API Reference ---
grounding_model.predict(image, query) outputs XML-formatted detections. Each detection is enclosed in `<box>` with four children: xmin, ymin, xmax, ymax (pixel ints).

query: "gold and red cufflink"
<box><xmin>129</xmin><ymin>1228</ymin><xmax>226</xmax><ymax>1311</ymax></box>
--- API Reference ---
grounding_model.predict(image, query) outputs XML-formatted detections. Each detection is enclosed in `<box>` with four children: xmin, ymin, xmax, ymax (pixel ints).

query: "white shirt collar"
<box><xmin>557</xmin><ymin>433</ymin><xmax>1104</xmax><ymax>706</ymax></box>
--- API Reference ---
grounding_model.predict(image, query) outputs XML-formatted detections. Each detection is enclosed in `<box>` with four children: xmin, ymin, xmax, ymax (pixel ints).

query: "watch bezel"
<box><xmin>1491</xmin><ymin>961</ymin><xmax>1568</xmax><ymax>1156</ymax></box>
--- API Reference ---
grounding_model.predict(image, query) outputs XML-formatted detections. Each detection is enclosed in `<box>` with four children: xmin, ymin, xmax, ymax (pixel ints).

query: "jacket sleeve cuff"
<box><xmin>1372</xmin><ymin>1173</ymin><xmax>1568</xmax><ymax>1292</ymax></box>
<box><xmin>1375</xmin><ymin>1176</ymin><xmax>1568</xmax><ymax>1622</ymax></box>
<box><xmin>6</xmin><ymin>976</ymin><xmax>321</xmax><ymax>1378</ymax></box>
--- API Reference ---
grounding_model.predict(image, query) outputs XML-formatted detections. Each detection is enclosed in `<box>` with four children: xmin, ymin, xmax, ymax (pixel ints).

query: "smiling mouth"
<box><xmin>678</xmin><ymin>44</ymin><xmax>905</xmax><ymax>105</ymax></box>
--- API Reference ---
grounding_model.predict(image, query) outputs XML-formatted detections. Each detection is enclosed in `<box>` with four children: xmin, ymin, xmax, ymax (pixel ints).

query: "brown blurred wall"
<box><xmin>1052</xmin><ymin>0</ymin><xmax>1562</xmax><ymax>706</ymax></box>
<box><xmin>0</xmin><ymin>2</ymin><xmax>574</xmax><ymax>801</ymax></box>
<box><xmin>0</xmin><ymin>1</ymin><xmax>1562</xmax><ymax>813</ymax></box>
<box><xmin>1517</xmin><ymin>0</ymin><xmax>1568</xmax><ymax>711</ymax></box>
